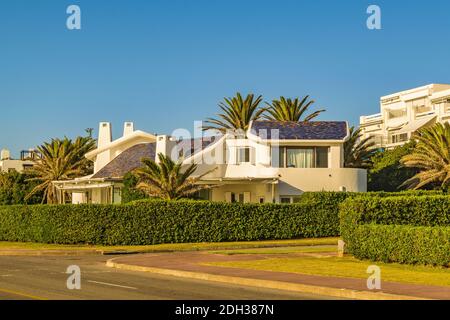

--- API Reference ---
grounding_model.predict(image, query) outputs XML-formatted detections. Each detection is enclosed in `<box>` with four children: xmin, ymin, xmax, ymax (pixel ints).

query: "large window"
<box><xmin>276</xmin><ymin>147</ymin><xmax>329</xmax><ymax>168</ymax></box>
<box><xmin>286</xmin><ymin>148</ymin><xmax>314</xmax><ymax>168</ymax></box>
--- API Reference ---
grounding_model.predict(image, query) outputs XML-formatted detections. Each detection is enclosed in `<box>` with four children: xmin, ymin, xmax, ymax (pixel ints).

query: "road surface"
<box><xmin>0</xmin><ymin>255</ymin><xmax>337</xmax><ymax>300</ymax></box>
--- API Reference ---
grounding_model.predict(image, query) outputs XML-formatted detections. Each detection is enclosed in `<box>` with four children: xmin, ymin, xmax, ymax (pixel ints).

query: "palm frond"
<box><xmin>263</xmin><ymin>95</ymin><xmax>325</xmax><ymax>122</ymax></box>
<box><xmin>400</xmin><ymin>122</ymin><xmax>450</xmax><ymax>189</ymax></box>
<box><xmin>135</xmin><ymin>153</ymin><xmax>215</xmax><ymax>200</ymax></box>
<box><xmin>203</xmin><ymin>93</ymin><xmax>264</xmax><ymax>133</ymax></box>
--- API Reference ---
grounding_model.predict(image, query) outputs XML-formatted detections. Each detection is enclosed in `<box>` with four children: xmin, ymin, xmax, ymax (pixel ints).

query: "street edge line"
<box><xmin>105</xmin><ymin>258</ymin><xmax>428</xmax><ymax>301</ymax></box>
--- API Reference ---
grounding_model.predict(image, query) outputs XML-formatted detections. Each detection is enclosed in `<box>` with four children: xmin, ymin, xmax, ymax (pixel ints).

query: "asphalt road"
<box><xmin>0</xmin><ymin>255</ymin><xmax>336</xmax><ymax>300</ymax></box>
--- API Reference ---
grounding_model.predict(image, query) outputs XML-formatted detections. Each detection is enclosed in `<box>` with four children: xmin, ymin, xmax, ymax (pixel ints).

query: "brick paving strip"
<box><xmin>107</xmin><ymin>251</ymin><xmax>450</xmax><ymax>300</ymax></box>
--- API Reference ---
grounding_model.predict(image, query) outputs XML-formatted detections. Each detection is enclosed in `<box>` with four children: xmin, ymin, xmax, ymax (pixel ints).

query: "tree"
<box><xmin>203</xmin><ymin>93</ymin><xmax>264</xmax><ymax>133</ymax></box>
<box><xmin>368</xmin><ymin>141</ymin><xmax>417</xmax><ymax>192</ymax></box>
<box><xmin>26</xmin><ymin>136</ymin><xmax>96</xmax><ymax>204</ymax></box>
<box><xmin>264</xmin><ymin>96</ymin><xmax>325</xmax><ymax>122</ymax></box>
<box><xmin>85</xmin><ymin>128</ymin><xmax>94</xmax><ymax>138</ymax></box>
<box><xmin>0</xmin><ymin>171</ymin><xmax>43</xmax><ymax>205</ymax></box>
<box><xmin>134</xmin><ymin>153</ymin><xmax>213</xmax><ymax>200</ymax></box>
<box><xmin>400</xmin><ymin>122</ymin><xmax>450</xmax><ymax>190</ymax></box>
<box><xmin>344</xmin><ymin>126</ymin><xmax>376</xmax><ymax>168</ymax></box>
<box><xmin>121</xmin><ymin>172</ymin><xmax>148</xmax><ymax>203</ymax></box>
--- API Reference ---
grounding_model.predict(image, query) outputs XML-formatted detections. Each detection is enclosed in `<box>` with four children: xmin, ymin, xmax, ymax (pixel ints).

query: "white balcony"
<box><xmin>360</xmin><ymin>113</ymin><xmax>382</xmax><ymax>125</ymax></box>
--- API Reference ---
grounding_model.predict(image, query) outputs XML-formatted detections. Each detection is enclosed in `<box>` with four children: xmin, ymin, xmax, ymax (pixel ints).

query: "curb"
<box><xmin>106</xmin><ymin>258</ymin><xmax>427</xmax><ymax>300</ymax></box>
<box><xmin>0</xmin><ymin>250</ymin><xmax>101</xmax><ymax>256</ymax></box>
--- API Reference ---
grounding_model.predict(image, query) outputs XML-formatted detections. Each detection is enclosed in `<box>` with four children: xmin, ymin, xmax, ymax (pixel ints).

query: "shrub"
<box><xmin>121</xmin><ymin>172</ymin><xmax>148</xmax><ymax>203</ymax></box>
<box><xmin>340</xmin><ymin>195</ymin><xmax>450</xmax><ymax>266</ymax></box>
<box><xmin>0</xmin><ymin>171</ymin><xmax>43</xmax><ymax>205</ymax></box>
<box><xmin>0</xmin><ymin>199</ymin><xmax>340</xmax><ymax>245</ymax></box>
<box><xmin>298</xmin><ymin>190</ymin><xmax>445</xmax><ymax>222</ymax></box>
<box><xmin>368</xmin><ymin>142</ymin><xmax>418</xmax><ymax>192</ymax></box>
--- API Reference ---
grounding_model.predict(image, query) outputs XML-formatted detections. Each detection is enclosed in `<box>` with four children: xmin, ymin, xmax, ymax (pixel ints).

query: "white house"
<box><xmin>54</xmin><ymin>120</ymin><xmax>367</xmax><ymax>204</ymax></box>
<box><xmin>360</xmin><ymin>84</ymin><xmax>450</xmax><ymax>149</ymax></box>
<box><xmin>0</xmin><ymin>149</ymin><xmax>38</xmax><ymax>173</ymax></box>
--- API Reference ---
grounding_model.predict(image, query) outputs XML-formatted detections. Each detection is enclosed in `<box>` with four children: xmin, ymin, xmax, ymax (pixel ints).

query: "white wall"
<box><xmin>277</xmin><ymin>168</ymin><xmax>367</xmax><ymax>194</ymax></box>
<box><xmin>0</xmin><ymin>159</ymin><xmax>34</xmax><ymax>173</ymax></box>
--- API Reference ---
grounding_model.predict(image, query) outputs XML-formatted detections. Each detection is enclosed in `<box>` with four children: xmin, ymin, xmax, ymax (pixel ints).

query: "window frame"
<box><xmin>276</xmin><ymin>146</ymin><xmax>329</xmax><ymax>168</ymax></box>
<box><xmin>237</xmin><ymin>147</ymin><xmax>251</xmax><ymax>164</ymax></box>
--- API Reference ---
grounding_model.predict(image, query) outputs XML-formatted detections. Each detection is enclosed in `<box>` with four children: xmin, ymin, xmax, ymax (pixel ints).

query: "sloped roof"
<box><xmin>91</xmin><ymin>136</ymin><xmax>220</xmax><ymax>179</ymax></box>
<box><xmin>250</xmin><ymin>120</ymin><xmax>348</xmax><ymax>140</ymax></box>
<box><xmin>176</xmin><ymin>136</ymin><xmax>221</xmax><ymax>158</ymax></box>
<box><xmin>92</xmin><ymin>143</ymin><xmax>156</xmax><ymax>179</ymax></box>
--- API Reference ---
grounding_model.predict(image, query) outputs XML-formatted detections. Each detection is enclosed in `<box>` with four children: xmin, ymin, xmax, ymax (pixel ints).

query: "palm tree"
<box><xmin>26</xmin><ymin>136</ymin><xmax>96</xmax><ymax>204</ymax></box>
<box><xmin>134</xmin><ymin>153</ymin><xmax>214</xmax><ymax>200</ymax></box>
<box><xmin>264</xmin><ymin>96</ymin><xmax>325</xmax><ymax>122</ymax></box>
<box><xmin>400</xmin><ymin>122</ymin><xmax>450</xmax><ymax>189</ymax></box>
<box><xmin>203</xmin><ymin>93</ymin><xmax>264</xmax><ymax>133</ymax></box>
<box><xmin>344</xmin><ymin>126</ymin><xmax>376</xmax><ymax>168</ymax></box>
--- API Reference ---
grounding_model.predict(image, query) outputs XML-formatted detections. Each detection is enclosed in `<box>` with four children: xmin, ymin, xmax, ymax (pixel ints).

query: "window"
<box><xmin>388</xmin><ymin>109</ymin><xmax>407</xmax><ymax>119</ymax></box>
<box><xmin>280</xmin><ymin>197</ymin><xmax>291</xmax><ymax>204</ymax></box>
<box><xmin>227</xmin><ymin>192</ymin><xmax>250</xmax><ymax>203</ymax></box>
<box><xmin>195</xmin><ymin>189</ymin><xmax>211</xmax><ymax>201</ymax></box>
<box><xmin>274</xmin><ymin>147</ymin><xmax>329</xmax><ymax>168</ymax></box>
<box><xmin>390</xmin><ymin>133</ymin><xmax>408</xmax><ymax>144</ymax></box>
<box><xmin>237</xmin><ymin>147</ymin><xmax>250</xmax><ymax>164</ymax></box>
<box><xmin>287</xmin><ymin>148</ymin><xmax>314</xmax><ymax>168</ymax></box>
<box><xmin>280</xmin><ymin>196</ymin><xmax>302</xmax><ymax>203</ymax></box>
<box><xmin>315</xmin><ymin>147</ymin><xmax>329</xmax><ymax>168</ymax></box>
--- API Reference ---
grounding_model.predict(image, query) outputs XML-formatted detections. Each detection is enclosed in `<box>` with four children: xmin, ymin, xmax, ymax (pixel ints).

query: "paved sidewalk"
<box><xmin>108</xmin><ymin>251</ymin><xmax>450</xmax><ymax>300</ymax></box>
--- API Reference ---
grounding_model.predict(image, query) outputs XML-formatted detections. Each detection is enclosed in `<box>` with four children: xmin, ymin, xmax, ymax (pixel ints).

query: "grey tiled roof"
<box><xmin>91</xmin><ymin>136</ymin><xmax>221</xmax><ymax>179</ymax></box>
<box><xmin>250</xmin><ymin>120</ymin><xmax>348</xmax><ymax>140</ymax></box>
<box><xmin>176</xmin><ymin>136</ymin><xmax>221</xmax><ymax>158</ymax></box>
<box><xmin>92</xmin><ymin>143</ymin><xmax>156</xmax><ymax>179</ymax></box>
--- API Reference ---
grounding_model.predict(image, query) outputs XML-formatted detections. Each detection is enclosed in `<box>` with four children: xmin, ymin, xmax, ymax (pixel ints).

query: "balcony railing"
<box><xmin>361</xmin><ymin>113</ymin><xmax>382</xmax><ymax>124</ymax></box>
<box><xmin>20</xmin><ymin>150</ymin><xmax>41</xmax><ymax>161</ymax></box>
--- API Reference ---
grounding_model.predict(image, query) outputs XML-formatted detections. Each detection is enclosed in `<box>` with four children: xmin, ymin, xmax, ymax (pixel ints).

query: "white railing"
<box><xmin>361</xmin><ymin>113</ymin><xmax>382</xmax><ymax>123</ymax></box>
<box><xmin>415</xmin><ymin>110</ymin><xmax>436</xmax><ymax>119</ymax></box>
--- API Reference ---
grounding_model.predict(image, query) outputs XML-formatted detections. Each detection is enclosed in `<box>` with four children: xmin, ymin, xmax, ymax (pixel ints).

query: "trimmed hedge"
<box><xmin>0</xmin><ymin>199</ymin><xmax>340</xmax><ymax>245</ymax></box>
<box><xmin>297</xmin><ymin>190</ymin><xmax>446</xmax><ymax>229</ymax></box>
<box><xmin>340</xmin><ymin>195</ymin><xmax>450</xmax><ymax>266</ymax></box>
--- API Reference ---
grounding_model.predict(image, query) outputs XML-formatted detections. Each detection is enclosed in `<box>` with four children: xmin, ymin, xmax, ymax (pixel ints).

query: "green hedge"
<box><xmin>297</xmin><ymin>190</ymin><xmax>445</xmax><ymax>228</ymax></box>
<box><xmin>0</xmin><ymin>199</ymin><xmax>339</xmax><ymax>245</ymax></box>
<box><xmin>340</xmin><ymin>195</ymin><xmax>450</xmax><ymax>266</ymax></box>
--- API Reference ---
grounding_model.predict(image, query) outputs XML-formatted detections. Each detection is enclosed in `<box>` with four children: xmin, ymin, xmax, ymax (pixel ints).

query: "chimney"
<box><xmin>98</xmin><ymin>122</ymin><xmax>112</xmax><ymax>148</ymax></box>
<box><xmin>155</xmin><ymin>135</ymin><xmax>178</xmax><ymax>162</ymax></box>
<box><xmin>94</xmin><ymin>122</ymin><xmax>112</xmax><ymax>174</ymax></box>
<box><xmin>123</xmin><ymin>122</ymin><xmax>134</xmax><ymax>137</ymax></box>
<box><xmin>0</xmin><ymin>149</ymin><xmax>10</xmax><ymax>161</ymax></box>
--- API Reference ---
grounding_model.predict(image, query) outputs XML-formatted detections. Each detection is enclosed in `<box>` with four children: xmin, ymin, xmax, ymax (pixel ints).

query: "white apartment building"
<box><xmin>360</xmin><ymin>84</ymin><xmax>450</xmax><ymax>149</ymax></box>
<box><xmin>0</xmin><ymin>149</ymin><xmax>38</xmax><ymax>173</ymax></box>
<box><xmin>54</xmin><ymin>120</ymin><xmax>367</xmax><ymax>204</ymax></box>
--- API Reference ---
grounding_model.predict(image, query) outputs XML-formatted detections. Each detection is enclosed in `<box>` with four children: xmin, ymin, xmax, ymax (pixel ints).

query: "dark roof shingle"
<box><xmin>92</xmin><ymin>143</ymin><xmax>156</xmax><ymax>179</ymax></box>
<box><xmin>250</xmin><ymin>120</ymin><xmax>347</xmax><ymax>140</ymax></box>
<box><xmin>91</xmin><ymin>136</ymin><xmax>220</xmax><ymax>179</ymax></box>
<box><xmin>176</xmin><ymin>136</ymin><xmax>221</xmax><ymax>158</ymax></box>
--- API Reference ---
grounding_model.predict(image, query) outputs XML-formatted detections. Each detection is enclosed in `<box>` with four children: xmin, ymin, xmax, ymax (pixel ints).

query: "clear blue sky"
<box><xmin>1</xmin><ymin>0</ymin><xmax>449</xmax><ymax>156</ymax></box>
